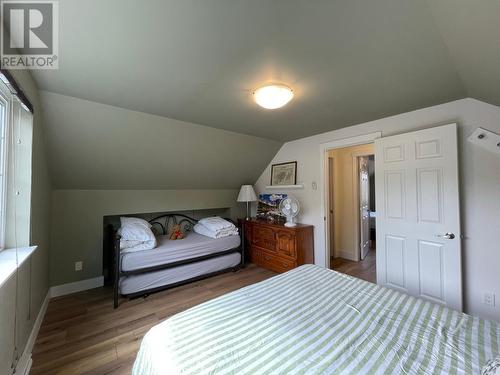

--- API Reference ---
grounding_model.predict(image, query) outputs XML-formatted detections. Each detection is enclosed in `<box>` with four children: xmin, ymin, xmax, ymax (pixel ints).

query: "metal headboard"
<box><xmin>148</xmin><ymin>214</ymin><xmax>198</xmax><ymax>235</ymax></box>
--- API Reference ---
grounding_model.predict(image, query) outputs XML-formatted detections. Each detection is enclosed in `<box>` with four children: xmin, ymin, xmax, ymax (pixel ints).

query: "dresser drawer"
<box><xmin>260</xmin><ymin>249</ymin><xmax>296</xmax><ymax>273</ymax></box>
<box><xmin>276</xmin><ymin>230</ymin><xmax>297</xmax><ymax>259</ymax></box>
<box><xmin>238</xmin><ymin>218</ymin><xmax>314</xmax><ymax>273</ymax></box>
<box><xmin>252</xmin><ymin>226</ymin><xmax>276</xmax><ymax>252</ymax></box>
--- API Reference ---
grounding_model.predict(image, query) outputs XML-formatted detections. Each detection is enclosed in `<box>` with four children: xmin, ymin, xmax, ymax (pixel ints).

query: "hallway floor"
<box><xmin>330</xmin><ymin>249</ymin><xmax>376</xmax><ymax>283</ymax></box>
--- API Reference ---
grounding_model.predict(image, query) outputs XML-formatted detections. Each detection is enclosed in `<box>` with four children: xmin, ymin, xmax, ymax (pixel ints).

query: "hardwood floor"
<box><xmin>31</xmin><ymin>264</ymin><xmax>276</xmax><ymax>375</ymax></box>
<box><xmin>330</xmin><ymin>249</ymin><xmax>376</xmax><ymax>283</ymax></box>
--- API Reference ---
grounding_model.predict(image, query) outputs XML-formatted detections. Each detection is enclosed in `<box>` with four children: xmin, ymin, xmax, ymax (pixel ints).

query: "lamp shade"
<box><xmin>237</xmin><ymin>185</ymin><xmax>257</xmax><ymax>202</ymax></box>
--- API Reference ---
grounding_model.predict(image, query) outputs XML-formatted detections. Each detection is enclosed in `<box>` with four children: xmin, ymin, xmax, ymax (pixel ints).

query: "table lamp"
<box><xmin>237</xmin><ymin>185</ymin><xmax>257</xmax><ymax>220</ymax></box>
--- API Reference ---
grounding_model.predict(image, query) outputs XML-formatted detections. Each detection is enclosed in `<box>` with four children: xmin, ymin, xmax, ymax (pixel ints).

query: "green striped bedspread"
<box><xmin>133</xmin><ymin>264</ymin><xmax>499</xmax><ymax>374</ymax></box>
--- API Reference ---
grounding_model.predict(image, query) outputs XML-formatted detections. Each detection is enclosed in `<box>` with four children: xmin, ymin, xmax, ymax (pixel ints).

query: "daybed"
<box><xmin>112</xmin><ymin>214</ymin><xmax>243</xmax><ymax>308</ymax></box>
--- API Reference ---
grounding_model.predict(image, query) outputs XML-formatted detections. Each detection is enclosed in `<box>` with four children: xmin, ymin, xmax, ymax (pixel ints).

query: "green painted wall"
<box><xmin>40</xmin><ymin>91</ymin><xmax>282</xmax><ymax>190</ymax></box>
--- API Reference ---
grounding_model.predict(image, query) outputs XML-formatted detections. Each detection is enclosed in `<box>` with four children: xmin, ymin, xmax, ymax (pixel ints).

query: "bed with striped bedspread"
<box><xmin>133</xmin><ymin>264</ymin><xmax>500</xmax><ymax>374</ymax></box>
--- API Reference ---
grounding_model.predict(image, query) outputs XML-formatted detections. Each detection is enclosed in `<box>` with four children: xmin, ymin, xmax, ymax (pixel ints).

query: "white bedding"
<box><xmin>193</xmin><ymin>223</ymin><xmax>238</xmax><ymax>239</ymax></box>
<box><xmin>198</xmin><ymin>217</ymin><xmax>235</xmax><ymax>232</ymax></box>
<box><xmin>132</xmin><ymin>265</ymin><xmax>500</xmax><ymax>375</ymax></box>
<box><xmin>119</xmin><ymin>217</ymin><xmax>157</xmax><ymax>252</ymax></box>
<box><xmin>119</xmin><ymin>252</ymin><xmax>241</xmax><ymax>295</ymax></box>
<box><xmin>121</xmin><ymin>239</ymin><xmax>157</xmax><ymax>253</ymax></box>
<box><xmin>120</xmin><ymin>232</ymin><xmax>241</xmax><ymax>272</ymax></box>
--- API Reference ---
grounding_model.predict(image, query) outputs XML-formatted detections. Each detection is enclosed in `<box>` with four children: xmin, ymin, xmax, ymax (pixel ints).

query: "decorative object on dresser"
<box><xmin>256</xmin><ymin>193</ymin><xmax>287</xmax><ymax>223</ymax></box>
<box><xmin>237</xmin><ymin>184</ymin><xmax>258</xmax><ymax>220</ymax></box>
<box><xmin>270</xmin><ymin>161</ymin><xmax>297</xmax><ymax>185</ymax></box>
<box><xmin>279</xmin><ymin>196</ymin><xmax>300</xmax><ymax>227</ymax></box>
<box><xmin>240</xmin><ymin>219</ymin><xmax>314</xmax><ymax>273</ymax></box>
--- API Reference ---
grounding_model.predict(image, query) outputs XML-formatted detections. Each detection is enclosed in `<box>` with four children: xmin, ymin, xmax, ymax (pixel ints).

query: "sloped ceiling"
<box><xmin>33</xmin><ymin>0</ymin><xmax>476</xmax><ymax>142</ymax></box>
<box><xmin>426</xmin><ymin>0</ymin><xmax>500</xmax><ymax>106</ymax></box>
<box><xmin>31</xmin><ymin>0</ymin><xmax>500</xmax><ymax>189</ymax></box>
<box><xmin>40</xmin><ymin>91</ymin><xmax>281</xmax><ymax>189</ymax></box>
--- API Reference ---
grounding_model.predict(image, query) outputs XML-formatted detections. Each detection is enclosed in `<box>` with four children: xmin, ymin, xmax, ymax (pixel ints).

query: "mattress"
<box><xmin>120</xmin><ymin>252</ymin><xmax>241</xmax><ymax>295</ymax></box>
<box><xmin>133</xmin><ymin>264</ymin><xmax>500</xmax><ymax>375</ymax></box>
<box><xmin>121</xmin><ymin>232</ymin><xmax>241</xmax><ymax>272</ymax></box>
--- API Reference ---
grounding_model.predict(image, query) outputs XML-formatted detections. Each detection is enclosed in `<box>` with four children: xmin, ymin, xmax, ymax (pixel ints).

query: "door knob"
<box><xmin>437</xmin><ymin>232</ymin><xmax>455</xmax><ymax>240</ymax></box>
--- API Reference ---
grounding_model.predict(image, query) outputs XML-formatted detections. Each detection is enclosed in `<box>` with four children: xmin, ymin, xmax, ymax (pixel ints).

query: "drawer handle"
<box><xmin>265</xmin><ymin>256</ymin><xmax>271</xmax><ymax>261</ymax></box>
<box><xmin>282</xmin><ymin>263</ymin><xmax>289</xmax><ymax>268</ymax></box>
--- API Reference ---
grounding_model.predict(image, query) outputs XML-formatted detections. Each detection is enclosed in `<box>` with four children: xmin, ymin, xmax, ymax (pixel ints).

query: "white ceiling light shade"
<box><xmin>253</xmin><ymin>84</ymin><xmax>294</xmax><ymax>109</ymax></box>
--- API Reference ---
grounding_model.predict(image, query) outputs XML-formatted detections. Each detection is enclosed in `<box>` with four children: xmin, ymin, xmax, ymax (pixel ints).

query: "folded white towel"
<box><xmin>198</xmin><ymin>217</ymin><xmax>235</xmax><ymax>232</ymax></box>
<box><xmin>194</xmin><ymin>223</ymin><xmax>238</xmax><ymax>239</ymax></box>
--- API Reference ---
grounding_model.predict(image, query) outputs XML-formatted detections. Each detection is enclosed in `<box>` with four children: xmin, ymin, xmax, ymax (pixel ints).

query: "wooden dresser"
<box><xmin>240</xmin><ymin>219</ymin><xmax>314</xmax><ymax>273</ymax></box>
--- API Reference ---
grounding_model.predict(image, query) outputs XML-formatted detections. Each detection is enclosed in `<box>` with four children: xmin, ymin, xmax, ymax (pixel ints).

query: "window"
<box><xmin>0</xmin><ymin>73</ymin><xmax>33</xmax><ymax>250</ymax></box>
<box><xmin>0</xmin><ymin>80</ymin><xmax>10</xmax><ymax>249</ymax></box>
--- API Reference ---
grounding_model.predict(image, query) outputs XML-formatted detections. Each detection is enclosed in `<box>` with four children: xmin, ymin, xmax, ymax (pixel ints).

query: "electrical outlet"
<box><xmin>482</xmin><ymin>292</ymin><xmax>496</xmax><ymax>307</ymax></box>
<box><xmin>75</xmin><ymin>261</ymin><xmax>83</xmax><ymax>271</ymax></box>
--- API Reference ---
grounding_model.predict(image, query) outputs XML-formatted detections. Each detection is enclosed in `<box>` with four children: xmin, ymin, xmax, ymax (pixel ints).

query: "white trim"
<box><xmin>319</xmin><ymin>131</ymin><xmax>381</xmax><ymax>269</ymax></box>
<box><xmin>15</xmin><ymin>289</ymin><xmax>50</xmax><ymax>375</ymax></box>
<box><xmin>50</xmin><ymin>276</ymin><xmax>104</xmax><ymax>298</ymax></box>
<box><xmin>0</xmin><ymin>246</ymin><xmax>38</xmax><ymax>289</ymax></box>
<box><xmin>12</xmin><ymin>277</ymin><xmax>105</xmax><ymax>375</ymax></box>
<box><xmin>0</xmin><ymin>84</ymin><xmax>10</xmax><ymax>250</ymax></box>
<box><xmin>337</xmin><ymin>250</ymin><xmax>358</xmax><ymax>262</ymax></box>
<box><xmin>265</xmin><ymin>184</ymin><xmax>304</xmax><ymax>189</ymax></box>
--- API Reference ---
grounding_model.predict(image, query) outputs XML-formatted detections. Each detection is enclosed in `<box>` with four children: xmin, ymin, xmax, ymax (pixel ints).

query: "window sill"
<box><xmin>0</xmin><ymin>245</ymin><xmax>38</xmax><ymax>289</ymax></box>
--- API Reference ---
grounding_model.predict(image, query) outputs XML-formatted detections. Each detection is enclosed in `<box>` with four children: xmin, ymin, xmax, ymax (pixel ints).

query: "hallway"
<box><xmin>330</xmin><ymin>250</ymin><xmax>376</xmax><ymax>283</ymax></box>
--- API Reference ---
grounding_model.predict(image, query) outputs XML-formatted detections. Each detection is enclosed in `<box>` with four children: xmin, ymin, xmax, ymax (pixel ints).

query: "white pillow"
<box><xmin>120</xmin><ymin>239</ymin><xmax>144</xmax><ymax>249</ymax></box>
<box><xmin>118</xmin><ymin>222</ymin><xmax>156</xmax><ymax>242</ymax></box>
<box><xmin>120</xmin><ymin>239</ymin><xmax>157</xmax><ymax>253</ymax></box>
<box><xmin>120</xmin><ymin>216</ymin><xmax>151</xmax><ymax>228</ymax></box>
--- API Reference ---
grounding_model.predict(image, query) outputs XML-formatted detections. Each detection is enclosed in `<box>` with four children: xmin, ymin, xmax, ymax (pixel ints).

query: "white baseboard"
<box><xmin>50</xmin><ymin>276</ymin><xmax>104</xmax><ymax>298</ymax></box>
<box><xmin>13</xmin><ymin>277</ymin><xmax>104</xmax><ymax>374</ymax></box>
<box><xmin>16</xmin><ymin>290</ymin><xmax>50</xmax><ymax>375</ymax></box>
<box><xmin>337</xmin><ymin>250</ymin><xmax>358</xmax><ymax>262</ymax></box>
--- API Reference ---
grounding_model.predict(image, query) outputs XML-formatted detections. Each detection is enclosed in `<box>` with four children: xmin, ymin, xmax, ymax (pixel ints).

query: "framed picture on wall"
<box><xmin>270</xmin><ymin>161</ymin><xmax>297</xmax><ymax>186</ymax></box>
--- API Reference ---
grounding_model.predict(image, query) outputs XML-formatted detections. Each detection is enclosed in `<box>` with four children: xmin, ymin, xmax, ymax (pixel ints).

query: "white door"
<box><xmin>375</xmin><ymin>123</ymin><xmax>462</xmax><ymax>310</ymax></box>
<box><xmin>328</xmin><ymin>157</ymin><xmax>335</xmax><ymax>258</ymax></box>
<box><xmin>359</xmin><ymin>156</ymin><xmax>371</xmax><ymax>260</ymax></box>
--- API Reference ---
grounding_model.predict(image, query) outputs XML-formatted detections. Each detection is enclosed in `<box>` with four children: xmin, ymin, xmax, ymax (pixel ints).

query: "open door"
<box><xmin>375</xmin><ymin>123</ymin><xmax>462</xmax><ymax>311</ymax></box>
<box><xmin>359</xmin><ymin>156</ymin><xmax>370</xmax><ymax>260</ymax></box>
<box><xmin>328</xmin><ymin>157</ymin><xmax>335</xmax><ymax>260</ymax></box>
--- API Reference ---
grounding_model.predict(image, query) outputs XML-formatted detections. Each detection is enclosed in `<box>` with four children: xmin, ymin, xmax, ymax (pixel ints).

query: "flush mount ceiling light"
<box><xmin>253</xmin><ymin>84</ymin><xmax>294</xmax><ymax>109</ymax></box>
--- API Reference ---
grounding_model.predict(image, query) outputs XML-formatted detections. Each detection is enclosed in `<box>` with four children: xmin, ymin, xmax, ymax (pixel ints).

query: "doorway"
<box><xmin>326</xmin><ymin>143</ymin><xmax>376</xmax><ymax>283</ymax></box>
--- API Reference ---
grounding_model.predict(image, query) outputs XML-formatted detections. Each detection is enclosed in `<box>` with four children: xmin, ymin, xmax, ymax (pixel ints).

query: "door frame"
<box><xmin>320</xmin><ymin>132</ymin><xmax>381</xmax><ymax>268</ymax></box>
